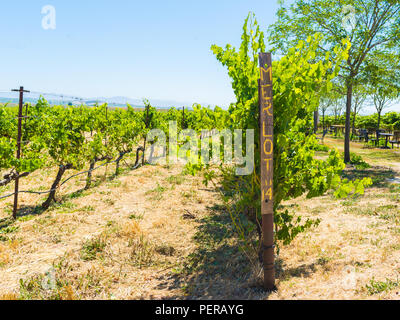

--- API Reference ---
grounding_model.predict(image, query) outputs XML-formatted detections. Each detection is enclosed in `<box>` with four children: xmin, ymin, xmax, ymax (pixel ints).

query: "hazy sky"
<box><xmin>0</xmin><ymin>0</ymin><xmax>398</xmax><ymax>113</ymax></box>
<box><xmin>0</xmin><ymin>0</ymin><xmax>283</xmax><ymax>107</ymax></box>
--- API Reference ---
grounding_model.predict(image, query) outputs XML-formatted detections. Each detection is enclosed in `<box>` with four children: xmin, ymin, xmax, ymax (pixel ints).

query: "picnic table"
<box><xmin>331</xmin><ymin>125</ymin><xmax>345</xmax><ymax>135</ymax></box>
<box><xmin>379</xmin><ymin>133</ymin><xmax>394</xmax><ymax>149</ymax></box>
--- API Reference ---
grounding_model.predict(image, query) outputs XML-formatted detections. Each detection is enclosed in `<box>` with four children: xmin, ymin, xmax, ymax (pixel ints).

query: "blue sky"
<box><xmin>0</xmin><ymin>0</ymin><xmax>283</xmax><ymax>108</ymax></box>
<box><xmin>0</xmin><ymin>0</ymin><xmax>397</xmax><ymax>114</ymax></box>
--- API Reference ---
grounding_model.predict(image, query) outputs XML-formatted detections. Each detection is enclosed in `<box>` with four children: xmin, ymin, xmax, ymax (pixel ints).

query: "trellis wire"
<box><xmin>0</xmin><ymin>148</ymin><xmax>144</xmax><ymax>201</ymax></box>
<box><xmin>0</xmin><ymin>88</ymin><xmax>160</xmax><ymax>208</ymax></box>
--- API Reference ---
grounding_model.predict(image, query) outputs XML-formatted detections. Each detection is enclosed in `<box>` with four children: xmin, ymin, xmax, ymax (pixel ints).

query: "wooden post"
<box><xmin>22</xmin><ymin>103</ymin><xmax>29</xmax><ymax>157</ymax></box>
<box><xmin>142</xmin><ymin>104</ymin><xmax>150</xmax><ymax>165</ymax></box>
<box><xmin>182</xmin><ymin>107</ymin><xmax>185</xmax><ymax>129</ymax></box>
<box><xmin>11</xmin><ymin>86</ymin><xmax>30</xmax><ymax>219</ymax></box>
<box><xmin>258</xmin><ymin>53</ymin><xmax>275</xmax><ymax>291</ymax></box>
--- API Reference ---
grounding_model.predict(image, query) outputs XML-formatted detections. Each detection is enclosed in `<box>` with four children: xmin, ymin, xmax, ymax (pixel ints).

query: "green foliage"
<box><xmin>204</xmin><ymin>13</ymin><xmax>371</xmax><ymax>251</ymax></box>
<box><xmin>268</xmin><ymin>0</ymin><xmax>400</xmax><ymax>162</ymax></box>
<box><xmin>365</xmin><ymin>52</ymin><xmax>400</xmax><ymax>125</ymax></box>
<box><xmin>366</xmin><ymin>277</ymin><xmax>400</xmax><ymax>295</ymax></box>
<box><xmin>325</xmin><ymin>112</ymin><xmax>400</xmax><ymax>131</ymax></box>
<box><xmin>334</xmin><ymin>177</ymin><xmax>372</xmax><ymax>198</ymax></box>
<box><xmin>275</xmin><ymin>209</ymin><xmax>321</xmax><ymax>246</ymax></box>
<box><xmin>0</xmin><ymin>225</ymin><xmax>19</xmax><ymax>235</ymax></box>
<box><xmin>0</xmin><ymin>102</ymin><xmax>47</xmax><ymax>173</ymax></box>
<box><xmin>42</xmin><ymin>105</ymin><xmax>87</xmax><ymax>169</ymax></box>
<box><xmin>80</xmin><ymin>235</ymin><xmax>107</xmax><ymax>261</ymax></box>
<box><xmin>108</xmin><ymin>105</ymin><xmax>145</xmax><ymax>155</ymax></box>
<box><xmin>311</xmin><ymin>143</ymin><xmax>330</xmax><ymax>152</ymax></box>
<box><xmin>1</xmin><ymin>94</ymin><xmax>232</xmax><ymax>217</ymax></box>
<box><xmin>19</xmin><ymin>275</ymin><xmax>63</xmax><ymax>300</ymax></box>
<box><xmin>349</xmin><ymin>153</ymin><xmax>371</xmax><ymax>170</ymax></box>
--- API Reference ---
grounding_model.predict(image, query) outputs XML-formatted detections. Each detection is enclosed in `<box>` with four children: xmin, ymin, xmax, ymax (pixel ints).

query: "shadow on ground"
<box><xmin>154</xmin><ymin>204</ymin><xmax>273</xmax><ymax>300</ymax></box>
<box><xmin>342</xmin><ymin>165</ymin><xmax>396</xmax><ymax>188</ymax></box>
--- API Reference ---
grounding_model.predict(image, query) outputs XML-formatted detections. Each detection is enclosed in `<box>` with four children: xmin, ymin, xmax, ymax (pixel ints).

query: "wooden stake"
<box><xmin>182</xmin><ymin>107</ymin><xmax>185</xmax><ymax>129</ymax></box>
<box><xmin>142</xmin><ymin>104</ymin><xmax>150</xmax><ymax>165</ymax></box>
<box><xmin>258</xmin><ymin>53</ymin><xmax>275</xmax><ymax>290</ymax></box>
<box><xmin>11</xmin><ymin>86</ymin><xmax>30</xmax><ymax>219</ymax></box>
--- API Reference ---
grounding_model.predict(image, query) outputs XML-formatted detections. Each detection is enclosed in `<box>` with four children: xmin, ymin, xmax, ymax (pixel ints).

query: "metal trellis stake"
<box><xmin>258</xmin><ymin>53</ymin><xmax>275</xmax><ymax>291</ymax></box>
<box><xmin>11</xmin><ymin>86</ymin><xmax>30</xmax><ymax>219</ymax></box>
<box><xmin>142</xmin><ymin>103</ymin><xmax>150</xmax><ymax>165</ymax></box>
<box><xmin>182</xmin><ymin>106</ymin><xmax>185</xmax><ymax>129</ymax></box>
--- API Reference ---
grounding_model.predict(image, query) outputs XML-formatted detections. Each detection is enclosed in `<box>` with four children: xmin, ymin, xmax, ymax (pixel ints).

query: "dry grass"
<box><xmin>0</xmin><ymin>137</ymin><xmax>399</xmax><ymax>300</ymax></box>
<box><xmin>267</xmin><ymin>137</ymin><xmax>400</xmax><ymax>300</ymax></box>
<box><xmin>0</xmin><ymin>160</ymin><xmax>221</xmax><ymax>299</ymax></box>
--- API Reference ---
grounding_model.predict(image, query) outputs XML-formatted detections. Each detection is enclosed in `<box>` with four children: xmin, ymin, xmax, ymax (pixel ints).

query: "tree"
<box><xmin>331</xmin><ymin>101</ymin><xmax>345</xmax><ymax>122</ymax></box>
<box><xmin>365</xmin><ymin>52</ymin><xmax>400</xmax><ymax>131</ymax></box>
<box><xmin>319</xmin><ymin>99</ymin><xmax>330</xmax><ymax>130</ymax></box>
<box><xmin>371</xmin><ymin>87</ymin><xmax>399</xmax><ymax>131</ymax></box>
<box><xmin>351</xmin><ymin>82</ymin><xmax>368</xmax><ymax>134</ymax></box>
<box><xmin>320</xmin><ymin>88</ymin><xmax>344</xmax><ymax>129</ymax></box>
<box><xmin>268</xmin><ymin>0</ymin><xmax>400</xmax><ymax>162</ymax></box>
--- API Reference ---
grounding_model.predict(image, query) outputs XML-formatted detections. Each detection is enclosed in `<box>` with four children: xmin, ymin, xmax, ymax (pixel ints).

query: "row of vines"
<box><xmin>323</xmin><ymin>112</ymin><xmax>400</xmax><ymax>131</ymax></box>
<box><xmin>0</xmin><ymin>99</ymin><xmax>230</xmax><ymax>212</ymax></box>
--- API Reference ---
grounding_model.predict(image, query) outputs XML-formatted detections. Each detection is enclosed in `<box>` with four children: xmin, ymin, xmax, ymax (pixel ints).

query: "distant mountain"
<box><xmin>0</xmin><ymin>92</ymin><xmax>218</xmax><ymax>109</ymax></box>
<box><xmin>86</xmin><ymin>96</ymin><xmax>200</xmax><ymax>109</ymax></box>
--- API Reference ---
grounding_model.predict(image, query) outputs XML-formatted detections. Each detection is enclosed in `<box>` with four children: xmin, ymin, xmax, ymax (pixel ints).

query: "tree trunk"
<box><xmin>42</xmin><ymin>165</ymin><xmax>68</xmax><ymax>209</ymax></box>
<box><xmin>377</xmin><ymin>111</ymin><xmax>381</xmax><ymax>131</ymax></box>
<box><xmin>352</xmin><ymin>108</ymin><xmax>357</xmax><ymax>137</ymax></box>
<box><xmin>115</xmin><ymin>152</ymin><xmax>126</xmax><ymax>176</ymax></box>
<box><xmin>115</xmin><ymin>159</ymin><xmax>121</xmax><ymax>176</ymax></box>
<box><xmin>313</xmin><ymin>110</ymin><xmax>319</xmax><ymax>134</ymax></box>
<box><xmin>344</xmin><ymin>81</ymin><xmax>353</xmax><ymax>163</ymax></box>
<box><xmin>85</xmin><ymin>161</ymin><xmax>96</xmax><ymax>190</ymax></box>
<box><xmin>132</xmin><ymin>147</ymin><xmax>145</xmax><ymax>169</ymax></box>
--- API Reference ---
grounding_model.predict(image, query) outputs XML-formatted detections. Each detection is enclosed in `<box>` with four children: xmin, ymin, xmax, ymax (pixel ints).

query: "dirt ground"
<box><xmin>0</xmin><ymin>138</ymin><xmax>399</xmax><ymax>300</ymax></box>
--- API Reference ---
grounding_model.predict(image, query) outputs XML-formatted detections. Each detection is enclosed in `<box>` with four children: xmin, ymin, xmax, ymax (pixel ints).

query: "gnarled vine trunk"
<box><xmin>42</xmin><ymin>164</ymin><xmax>72</xmax><ymax>209</ymax></box>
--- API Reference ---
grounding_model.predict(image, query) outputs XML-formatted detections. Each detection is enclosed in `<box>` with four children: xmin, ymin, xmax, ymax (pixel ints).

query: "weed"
<box><xmin>19</xmin><ymin>274</ymin><xmax>75</xmax><ymax>300</ymax></box>
<box><xmin>166</xmin><ymin>174</ymin><xmax>185</xmax><ymax>185</ymax></box>
<box><xmin>181</xmin><ymin>190</ymin><xmax>196</xmax><ymax>199</ymax></box>
<box><xmin>365</xmin><ymin>277</ymin><xmax>400</xmax><ymax>295</ymax></box>
<box><xmin>129</xmin><ymin>235</ymin><xmax>153</xmax><ymax>268</ymax></box>
<box><xmin>128</xmin><ymin>213</ymin><xmax>144</xmax><ymax>220</ymax></box>
<box><xmin>145</xmin><ymin>183</ymin><xmax>167</xmax><ymax>200</ymax></box>
<box><xmin>17</xmin><ymin>215</ymin><xmax>36</xmax><ymax>222</ymax></box>
<box><xmin>155</xmin><ymin>244</ymin><xmax>176</xmax><ymax>256</ymax></box>
<box><xmin>341</xmin><ymin>198</ymin><xmax>360</xmax><ymax>206</ymax></box>
<box><xmin>350</xmin><ymin>153</ymin><xmax>371</xmax><ymax>170</ymax></box>
<box><xmin>80</xmin><ymin>234</ymin><xmax>108</xmax><ymax>261</ymax></box>
<box><xmin>52</xmin><ymin>201</ymin><xmax>76</xmax><ymax>212</ymax></box>
<box><xmin>0</xmin><ymin>226</ymin><xmax>19</xmax><ymax>235</ymax></box>
<box><xmin>104</xmin><ymin>198</ymin><xmax>115</xmax><ymax>206</ymax></box>
<box><xmin>107</xmin><ymin>180</ymin><xmax>122</xmax><ymax>188</ymax></box>
<box><xmin>81</xmin><ymin>205</ymin><xmax>95</xmax><ymax>213</ymax></box>
<box><xmin>316</xmin><ymin>255</ymin><xmax>331</xmax><ymax>265</ymax></box>
<box><xmin>344</xmin><ymin>207</ymin><xmax>375</xmax><ymax>216</ymax></box>
<box><xmin>118</xmin><ymin>221</ymin><xmax>141</xmax><ymax>238</ymax></box>
<box><xmin>64</xmin><ymin>190</ymin><xmax>88</xmax><ymax>200</ymax></box>
<box><xmin>389</xmin><ymin>184</ymin><xmax>400</xmax><ymax>194</ymax></box>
